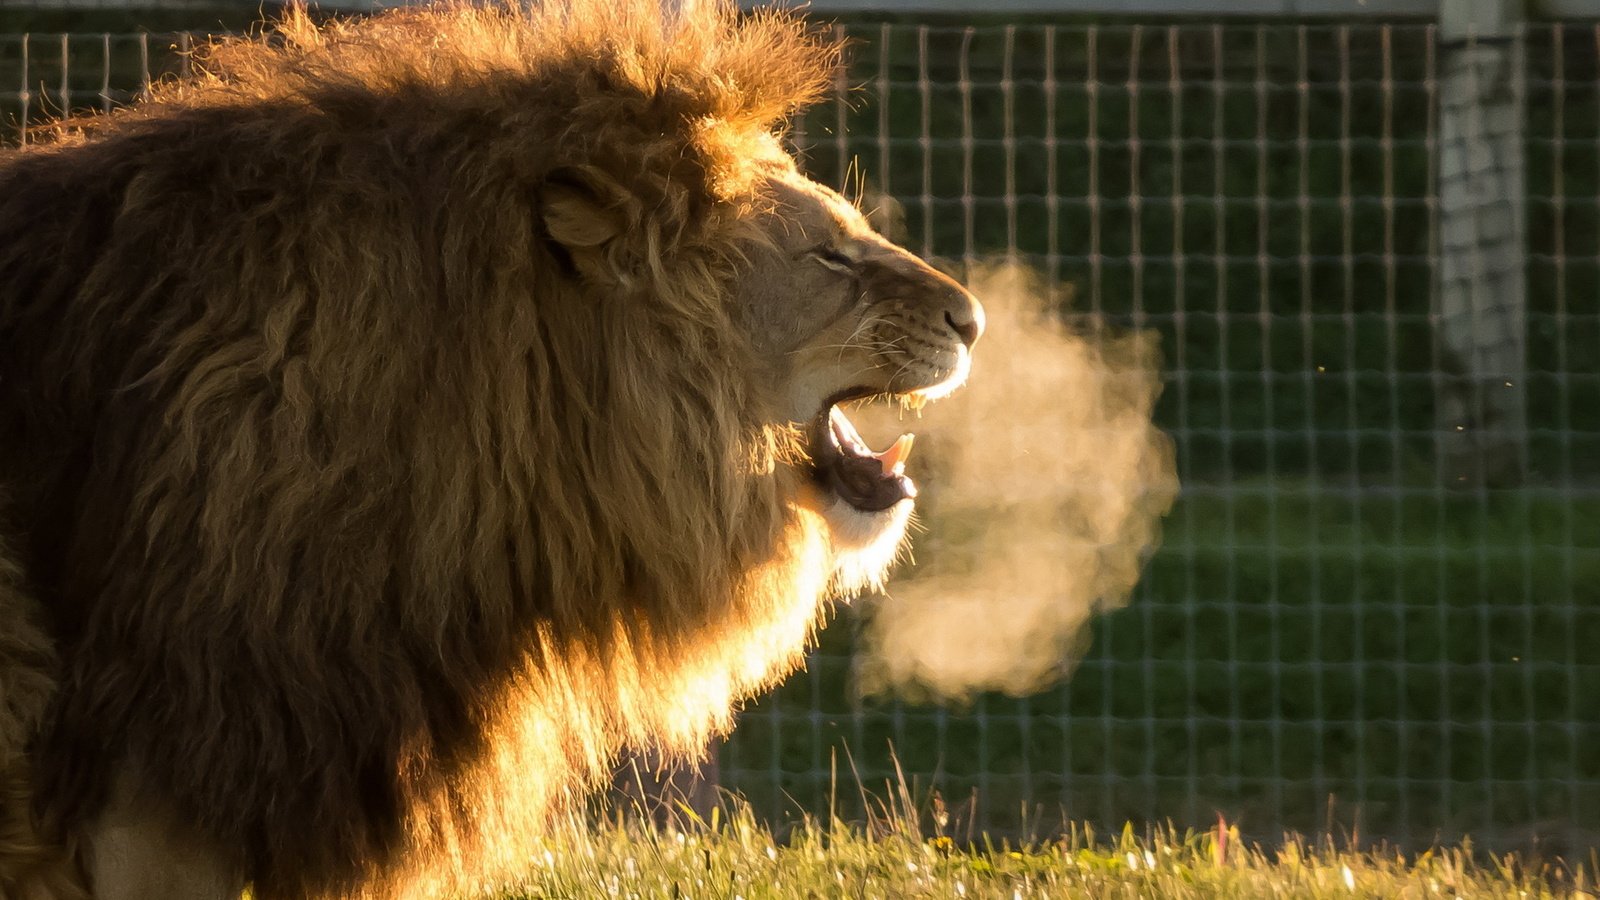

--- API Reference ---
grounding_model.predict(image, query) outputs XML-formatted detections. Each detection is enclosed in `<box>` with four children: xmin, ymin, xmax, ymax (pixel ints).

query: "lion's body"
<box><xmin>0</xmin><ymin>3</ymin><xmax>981</xmax><ymax>897</ymax></box>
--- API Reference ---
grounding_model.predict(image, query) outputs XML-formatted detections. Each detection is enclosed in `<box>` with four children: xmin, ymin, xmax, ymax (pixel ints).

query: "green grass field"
<box><xmin>497</xmin><ymin>797</ymin><xmax>1596</xmax><ymax>899</ymax></box>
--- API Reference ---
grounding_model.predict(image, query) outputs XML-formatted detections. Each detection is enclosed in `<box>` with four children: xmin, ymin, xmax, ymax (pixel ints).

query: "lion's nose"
<box><xmin>943</xmin><ymin>288</ymin><xmax>984</xmax><ymax>348</ymax></box>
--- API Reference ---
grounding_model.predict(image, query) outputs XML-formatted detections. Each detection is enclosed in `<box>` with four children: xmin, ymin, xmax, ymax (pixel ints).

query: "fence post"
<box><xmin>1434</xmin><ymin>0</ymin><xmax>1528</xmax><ymax>486</ymax></box>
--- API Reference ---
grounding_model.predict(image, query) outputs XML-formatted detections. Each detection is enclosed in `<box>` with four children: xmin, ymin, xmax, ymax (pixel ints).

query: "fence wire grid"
<box><xmin>3</xmin><ymin>16</ymin><xmax>1598</xmax><ymax>854</ymax></box>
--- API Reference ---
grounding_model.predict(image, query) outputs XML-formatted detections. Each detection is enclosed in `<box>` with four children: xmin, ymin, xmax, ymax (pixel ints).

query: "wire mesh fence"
<box><xmin>3</xmin><ymin>14</ymin><xmax>1597</xmax><ymax>854</ymax></box>
<box><xmin>747</xmin><ymin>21</ymin><xmax>1600</xmax><ymax>854</ymax></box>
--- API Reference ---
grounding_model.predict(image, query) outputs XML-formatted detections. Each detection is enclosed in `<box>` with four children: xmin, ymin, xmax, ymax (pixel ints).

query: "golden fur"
<box><xmin>0</xmin><ymin>2</ymin><xmax>976</xmax><ymax>897</ymax></box>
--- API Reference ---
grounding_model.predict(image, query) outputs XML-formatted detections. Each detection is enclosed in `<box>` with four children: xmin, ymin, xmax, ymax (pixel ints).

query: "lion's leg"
<box><xmin>0</xmin><ymin>531</ymin><xmax>88</xmax><ymax>899</ymax></box>
<box><xmin>0</xmin><ymin>764</ymin><xmax>90</xmax><ymax>900</ymax></box>
<box><xmin>82</xmin><ymin>776</ymin><xmax>240</xmax><ymax>900</ymax></box>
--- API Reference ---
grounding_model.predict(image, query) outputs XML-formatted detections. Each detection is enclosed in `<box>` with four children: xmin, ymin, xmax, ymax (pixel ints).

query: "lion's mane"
<box><xmin>0</xmin><ymin>3</ymin><xmax>842</xmax><ymax>895</ymax></box>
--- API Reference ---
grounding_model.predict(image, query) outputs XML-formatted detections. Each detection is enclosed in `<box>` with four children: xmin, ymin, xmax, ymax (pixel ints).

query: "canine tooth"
<box><xmin>830</xmin><ymin>406</ymin><xmax>869</xmax><ymax>452</ymax></box>
<box><xmin>876</xmin><ymin>433</ymin><xmax>915</xmax><ymax>476</ymax></box>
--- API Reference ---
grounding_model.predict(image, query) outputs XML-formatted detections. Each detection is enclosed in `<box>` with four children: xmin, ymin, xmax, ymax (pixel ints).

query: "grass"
<box><xmin>497</xmin><ymin>793</ymin><xmax>1598</xmax><ymax>899</ymax></box>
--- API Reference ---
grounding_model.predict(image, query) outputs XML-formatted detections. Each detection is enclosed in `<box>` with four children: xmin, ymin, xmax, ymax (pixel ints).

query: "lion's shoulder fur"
<box><xmin>0</xmin><ymin>2</ymin><xmax>839</xmax><ymax>895</ymax></box>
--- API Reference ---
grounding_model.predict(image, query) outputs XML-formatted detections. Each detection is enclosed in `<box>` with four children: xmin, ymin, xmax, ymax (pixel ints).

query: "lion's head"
<box><xmin>0</xmin><ymin>1</ymin><xmax>980</xmax><ymax>896</ymax></box>
<box><xmin>544</xmin><ymin>158</ymin><xmax>983</xmax><ymax>593</ymax></box>
<box><xmin>741</xmin><ymin>174</ymin><xmax>982</xmax><ymax>557</ymax></box>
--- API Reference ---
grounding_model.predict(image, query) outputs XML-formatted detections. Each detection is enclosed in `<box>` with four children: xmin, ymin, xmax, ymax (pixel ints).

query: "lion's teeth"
<box><xmin>875</xmin><ymin>433</ymin><xmax>914</xmax><ymax>477</ymax></box>
<box><xmin>830</xmin><ymin>406</ymin><xmax>871</xmax><ymax>455</ymax></box>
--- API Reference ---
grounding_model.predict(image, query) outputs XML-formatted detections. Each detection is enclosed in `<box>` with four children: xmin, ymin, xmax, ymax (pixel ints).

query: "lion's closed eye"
<box><xmin>809</xmin><ymin>244</ymin><xmax>856</xmax><ymax>275</ymax></box>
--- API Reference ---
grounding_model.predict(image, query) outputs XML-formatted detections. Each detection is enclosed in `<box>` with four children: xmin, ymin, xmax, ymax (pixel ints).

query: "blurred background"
<box><xmin>4</xmin><ymin>0</ymin><xmax>1596</xmax><ymax>857</ymax></box>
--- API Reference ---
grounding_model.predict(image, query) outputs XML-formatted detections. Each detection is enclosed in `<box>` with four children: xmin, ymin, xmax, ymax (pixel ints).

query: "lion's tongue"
<box><xmin>826</xmin><ymin>407</ymin><xmax>917</xmax><ymax>511</ymax></box>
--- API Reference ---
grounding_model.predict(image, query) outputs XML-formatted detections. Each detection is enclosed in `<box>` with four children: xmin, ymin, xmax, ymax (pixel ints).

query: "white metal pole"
<box><xmin>1434</xmin><ymin>0</ymin><xmax>1528</xmax><ymax>485</ymax></box>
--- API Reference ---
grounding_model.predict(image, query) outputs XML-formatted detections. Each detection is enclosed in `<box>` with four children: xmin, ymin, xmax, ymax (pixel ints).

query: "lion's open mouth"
<box><xmin>809</xmin><ymin>391</ymin><xmax>917</xmax><ymax>513</ymax></box>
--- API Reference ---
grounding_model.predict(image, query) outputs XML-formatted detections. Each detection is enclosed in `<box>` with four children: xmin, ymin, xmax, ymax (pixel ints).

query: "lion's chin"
<box><xmin>817</xmin><ymin>491</ymin><xmax>914</xmax><ymax>597</ymax></box>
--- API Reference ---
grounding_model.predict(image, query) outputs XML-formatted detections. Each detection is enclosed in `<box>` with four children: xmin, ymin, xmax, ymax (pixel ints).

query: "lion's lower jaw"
<box><xmin>820</xmin><ymin>495</ymin><xmax>914</xmax><ymax>598</ymax></box>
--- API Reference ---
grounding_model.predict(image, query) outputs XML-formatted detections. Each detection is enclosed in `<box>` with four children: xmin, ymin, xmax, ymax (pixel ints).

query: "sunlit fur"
<box><xmin>0</xmin><ymin>1</ymin><xmax>919</xmax><ymax>896</ymax></box>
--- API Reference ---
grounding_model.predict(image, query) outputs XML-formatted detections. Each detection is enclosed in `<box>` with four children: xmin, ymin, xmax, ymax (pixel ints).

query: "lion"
<box><xmin>0</xmin><ymin>2</ymin><xmax>983</xmax><ymax>898</ymax></box>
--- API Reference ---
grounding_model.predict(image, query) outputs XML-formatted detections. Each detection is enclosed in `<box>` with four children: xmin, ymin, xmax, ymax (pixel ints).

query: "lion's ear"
<box><xmin>540</xmin><ymin>167</ymin><xmax>628</xmax><ymax>250</ymax></box>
